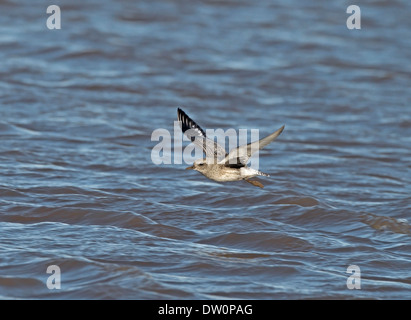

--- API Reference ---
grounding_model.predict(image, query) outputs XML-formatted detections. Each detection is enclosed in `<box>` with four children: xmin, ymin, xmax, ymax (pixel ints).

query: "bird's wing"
<box><xmin>222</xmin><ymin>125</ymin><xmax>285</xmax><ymax>166</ymax></box>
<box><xmin>177</xmin><ymin>108</ymin><xmax>227</xmax><ymax>162</ymax></box>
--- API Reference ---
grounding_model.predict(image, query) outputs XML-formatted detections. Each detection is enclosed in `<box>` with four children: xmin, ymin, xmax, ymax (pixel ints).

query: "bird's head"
<box><xmin>186</xmin><ymin>159</ymin><xmax>208</xmax><ymax>173</ymax></box>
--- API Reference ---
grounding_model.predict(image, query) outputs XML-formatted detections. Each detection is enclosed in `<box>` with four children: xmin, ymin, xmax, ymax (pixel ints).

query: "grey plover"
<box><xmin>178</xmin><ymin>108</ymin><xmax>284</xmax><ymax>188</ymax></box>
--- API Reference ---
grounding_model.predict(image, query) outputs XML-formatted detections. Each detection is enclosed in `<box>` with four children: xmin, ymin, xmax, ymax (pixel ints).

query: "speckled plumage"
<box><xmin>178</xmin><ymin>108</ymin><xmax>284</xmax><ymax>188</ymax></box>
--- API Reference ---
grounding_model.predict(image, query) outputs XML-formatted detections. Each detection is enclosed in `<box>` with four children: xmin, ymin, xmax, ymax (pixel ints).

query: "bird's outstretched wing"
<box><xmin>177</xmin><ymin>108</ymin><xmax>227</xmax><ymax>162</ymax></box>
<box><xmin>223</xmin><ymin>125</ymin><xmax>285</xmax><ymax>166</ymax></box>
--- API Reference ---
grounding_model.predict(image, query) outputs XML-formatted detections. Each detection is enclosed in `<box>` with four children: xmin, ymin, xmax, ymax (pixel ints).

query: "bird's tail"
<box><xmin>257</xmin><ymin>170</ymin><xmax>270</xmax><ymax>177</ymax></box>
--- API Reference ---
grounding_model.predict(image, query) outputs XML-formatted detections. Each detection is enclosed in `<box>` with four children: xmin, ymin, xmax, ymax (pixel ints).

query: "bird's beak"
<box><xmin>186</xmin><ymin>165</ymin><xmax>194</xmax><ymax>170</ymax></box>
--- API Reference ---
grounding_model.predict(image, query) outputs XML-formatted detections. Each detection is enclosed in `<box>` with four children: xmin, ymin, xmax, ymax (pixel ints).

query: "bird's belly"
<box><xmin>204</xmin><ymin>167</ymin><xmax>254</xmax><ymax>182</ymax></box>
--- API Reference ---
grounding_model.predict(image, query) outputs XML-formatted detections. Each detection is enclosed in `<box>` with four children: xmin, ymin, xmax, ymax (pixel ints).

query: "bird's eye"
<box><xmin>199</xmin><ymin>163</ymin><xmax>204</xmax><ymax>166</ymax></box>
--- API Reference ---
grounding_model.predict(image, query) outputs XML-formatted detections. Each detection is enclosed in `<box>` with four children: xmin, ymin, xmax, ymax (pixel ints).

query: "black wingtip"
<box><xmin>177</xmin><ymin>107</ymin><xmax>189</xmax><ymax>122</ymax></box>
<box><xmin>176</xmin><ymin>107</ymin><xmax>207</xmax><ymax>138</ymax></box>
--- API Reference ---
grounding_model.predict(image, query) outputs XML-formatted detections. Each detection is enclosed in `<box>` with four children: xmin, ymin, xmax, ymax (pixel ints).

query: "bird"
<box><xmin>177</xmin><ymin>108</ymin><xmax>284</xmax><ymax>188</ymax></box>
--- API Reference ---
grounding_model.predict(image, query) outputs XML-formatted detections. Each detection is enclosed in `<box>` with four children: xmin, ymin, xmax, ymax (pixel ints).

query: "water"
<box><xmin>1</xmin><ymin>0</ymin><xmax>410</xmax><ymax>299</ymax></box>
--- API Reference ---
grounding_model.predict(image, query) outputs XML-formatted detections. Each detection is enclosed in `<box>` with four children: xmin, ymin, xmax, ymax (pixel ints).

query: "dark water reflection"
<box><xmin>0</xmin><ymin>0</ymin><xmax>410</xmax><ymax>299</ymax></box>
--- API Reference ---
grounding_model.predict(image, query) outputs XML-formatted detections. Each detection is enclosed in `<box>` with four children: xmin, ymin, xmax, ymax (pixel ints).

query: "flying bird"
<box><xmin>177</xmin><ymin>108</ymin><xmax>284</xmax><ymax>188</ymax></box>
